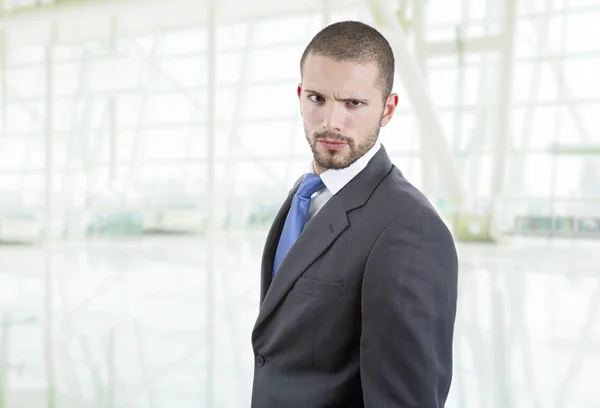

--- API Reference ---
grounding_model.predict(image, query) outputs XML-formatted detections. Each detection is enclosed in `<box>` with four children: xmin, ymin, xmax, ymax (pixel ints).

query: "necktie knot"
<box><xmin>296</xmin><ymin>173</ymin><xmax>325</xmax><ymax>199</ymax></box>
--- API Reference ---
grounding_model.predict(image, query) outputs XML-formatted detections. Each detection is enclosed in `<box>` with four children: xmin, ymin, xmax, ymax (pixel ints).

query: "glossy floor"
<box><xmin>0</xmin><ymin>232</ymin><xmax>598</xmax><ymax>407</ymax></box>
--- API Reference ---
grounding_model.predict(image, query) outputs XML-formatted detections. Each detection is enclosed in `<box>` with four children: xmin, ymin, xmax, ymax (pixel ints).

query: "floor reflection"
<box><xmin>0</xmin><ymin>234</ymin><xmax>598</xmax><ymax>407</ymax></box>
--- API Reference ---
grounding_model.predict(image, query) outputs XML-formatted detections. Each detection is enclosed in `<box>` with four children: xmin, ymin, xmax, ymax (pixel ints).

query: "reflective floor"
<box><xmin>0</xmin><ymin>232</ymin><xmax>599</xmax><ymax>407</ymax></box>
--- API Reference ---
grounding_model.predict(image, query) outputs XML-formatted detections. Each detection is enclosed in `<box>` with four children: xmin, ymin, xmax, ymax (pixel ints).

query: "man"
<box><xmin>250</xmin><ymin>20</ymin><xmax>458</xmax><ymax>407</ymax></box>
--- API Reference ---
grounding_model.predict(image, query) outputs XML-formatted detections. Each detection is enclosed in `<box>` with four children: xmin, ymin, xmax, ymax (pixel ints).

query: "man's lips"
<box><xmin>318</xmin><ymin>139</ymin><xmax>346</xmax><ymax>145</ymax></box>
<box><xmin>318</xmin><ymin>139</ymin><xmax>347</xmax><ymax>150</ymax></box>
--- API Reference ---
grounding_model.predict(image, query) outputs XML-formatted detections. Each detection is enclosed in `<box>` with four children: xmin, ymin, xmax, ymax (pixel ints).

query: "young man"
<box><xmin>250</xmin><ymin>20</ymin><xmax>458</xmax><ymax>407</ymax></box>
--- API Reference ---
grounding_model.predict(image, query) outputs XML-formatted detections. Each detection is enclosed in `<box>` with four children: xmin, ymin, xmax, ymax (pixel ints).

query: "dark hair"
<box><xmin>300</xmin><ymin>21</ymin><xmax>395</xmax><ymax>98</ymax></box>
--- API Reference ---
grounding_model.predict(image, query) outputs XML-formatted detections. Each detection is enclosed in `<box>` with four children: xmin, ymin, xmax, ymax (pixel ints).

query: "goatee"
<box><xmin>305</xmin><ymin>127</ymin><xmax>379</xmax><ymax>171</ymax></box>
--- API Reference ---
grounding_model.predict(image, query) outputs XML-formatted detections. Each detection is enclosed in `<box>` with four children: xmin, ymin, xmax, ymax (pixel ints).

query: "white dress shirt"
<box><xmin>306</xmin><ymin>140</ymin><xmax>381</xmax><ymax>221</ymax></box>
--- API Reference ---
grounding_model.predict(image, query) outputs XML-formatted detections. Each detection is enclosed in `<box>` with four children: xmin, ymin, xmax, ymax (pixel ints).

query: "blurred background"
<box><xmin>0</xmin><ymin>0</ymin><xmax>599</xmax><ymax>406</ymax></box>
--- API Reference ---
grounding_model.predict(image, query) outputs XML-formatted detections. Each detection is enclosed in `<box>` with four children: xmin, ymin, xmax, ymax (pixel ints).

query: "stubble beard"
<box><xmin>304</xmin><ymin>125</ymin><xmax>380</xmax><ymax>171</ymax></box>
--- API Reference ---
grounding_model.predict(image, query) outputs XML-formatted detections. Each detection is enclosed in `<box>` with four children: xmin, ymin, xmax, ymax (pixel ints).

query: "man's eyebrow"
<box><xmin>303</xmin><ymin>89</ymin><xmax>369</xmax><ymax>102</ymax></box>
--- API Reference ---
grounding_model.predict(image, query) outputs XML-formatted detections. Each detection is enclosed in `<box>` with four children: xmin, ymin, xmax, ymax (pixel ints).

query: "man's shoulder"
<box><xmin>367</xmin><ymin>166</ymin><xmax>452</xmax><ymax>234</ymax></box>
<box><xmin>367</xmin><ymin>167</ymin><xmax>456</xmax><ymax>254</ymax></box>
<box><xmin>377</xmin><ymin>166</ymin><xmax>438</xmax><ymax>214</ymax></box>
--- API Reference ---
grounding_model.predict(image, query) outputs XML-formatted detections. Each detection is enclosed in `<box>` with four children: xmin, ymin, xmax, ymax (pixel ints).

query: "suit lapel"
<box><xmin>259</xmin><ymin>177</ymin><xmax>303</xmax><ymax>302</ymax></box>
<box><xmin>254</xmin><ymin>145</ymin><xmax>394</xmax><ymax>331</ymax></box>
<box><xmin>255</xmin><ymin>195</ymin><xmax>348</xmax><ymax>330</ymax></box>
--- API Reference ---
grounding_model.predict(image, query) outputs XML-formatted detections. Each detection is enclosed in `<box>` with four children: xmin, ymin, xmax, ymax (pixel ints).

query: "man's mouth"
<box><xmin>318</xmin><ymin>139</ymin><xmax>347</xmax><ymax>150</ymax></box>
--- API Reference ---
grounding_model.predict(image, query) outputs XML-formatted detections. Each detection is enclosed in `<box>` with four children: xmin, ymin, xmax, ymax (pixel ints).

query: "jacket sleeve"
<box><xmin>360</xmin><ymin>208</ymin><xmax>458</xmax><ymax>407</ymax></box>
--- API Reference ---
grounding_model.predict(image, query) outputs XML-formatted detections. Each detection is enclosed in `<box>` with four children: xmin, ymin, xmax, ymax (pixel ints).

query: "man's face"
<box><xmin>298</xmin><ymin>53</ymin><xmax>398</xmax><ymax>174</ymax></box>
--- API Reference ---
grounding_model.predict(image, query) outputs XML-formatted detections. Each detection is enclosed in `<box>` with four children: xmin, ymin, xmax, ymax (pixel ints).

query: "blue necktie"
<box><xmin>273</xmin><ymin>173</ymin><xmax>325</xmax><ymax>276</ymax></box>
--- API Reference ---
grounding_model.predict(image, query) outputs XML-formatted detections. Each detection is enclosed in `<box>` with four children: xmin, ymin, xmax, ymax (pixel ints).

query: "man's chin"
<box><xmin>314</xmin><ymin>153</ymin><xmax>352</xmax><ymax>171</ymax></box>
<box><xmin>310</xmin><ymin>140</ymin><xmax>357</xmax><ymax>170</ymax></box>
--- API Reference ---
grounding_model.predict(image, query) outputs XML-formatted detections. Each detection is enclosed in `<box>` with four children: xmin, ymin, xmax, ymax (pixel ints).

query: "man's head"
<box><xmin>298</xmin><ymin>21</ymin><xmax>399</xmax><ymax>174</ymax></box>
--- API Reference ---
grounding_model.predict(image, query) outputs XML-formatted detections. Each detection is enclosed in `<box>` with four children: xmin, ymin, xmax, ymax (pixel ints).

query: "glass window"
<box><xmin>217</xmin><ymin>22</ymin><xmax>252</xmax><ymax>50</ymax></box>
<box><xmin>474</xmin><ymin>153</ymin><xmax>493</xmax><ymax>197</ymax></box>
<box><xmin>380</xmin><ymin>112</ymin><xmax>419</xmax><ymax>153</ymax></box>
<box><xmin>563</xmin><ymin>57</ymin><xmax>600</xmax><ymax>99</ymax></box>
<box><xmin>6</xmin><ymin>44</ymin><xmax>44</xmax><ymax>66</ymax></box>
<box><xmin>329</xmin><ymin>6</ymin><xmax>363</xmax><ymax>22</ymax></box>
<box><xmin>554</xmin><ymin>156</ymin><xmax>585</xmax><ymax>196</ymax></box>
<box><xmin>252</xmin><ymin>14</ymin><xmax>320</xmax><ymax>47</ymax></box>
<box><xmin>565</xmin><ymin>0</ymin><xmax>600</xmax><ymax>8</ymax></box>
<box><xmin>142</xmin><ymin>128</ymin><xmax>197</xmax><ymax>160</ymax></box>
<box><xmin>427</xmin><ymin>67</ymin><xmax>459</xmax><ymax>107</ymax></box>
<box><xmin>215</xmin><ymin>88</ymin><xmax>236</xmax><ymax>122</ymax></box>
<box><xmin>53</xmin><ymin>62</ymin><xmax>79</xmax><ymax>95</ymax></box>
<box><xmin>517</xmin><ymin>15</ymin><xmax>565</xmax><ymax>58</ymax></box>
<box><xmin>6</xmin><ymin>102</ymin><xmax>44</xmax><ymax>134</ymax></box>
<box><xmin>513</xmin><ymin>62</ymin><xmax>560</xmax><ymax>103</ymax></box>
<box><xmin>238</xmin><ymin>121</ymin><xmax>299</xmax><ymax>157</ymax></box>
<box><xmin>0</xmin><ymin>139</ymin><xmax>28</xmax><ymax>170</ymax></box>
<box><xmin>152</xmin><ymin>56</ymin><xmax>206</xmax><ymax>89</ymax></box>
<box><xmin>570</xmin><ymin>104</ymin><xmax>600</xmax><ymax>142</ymax></box>
<box><xmin>521</xmin><ymin>153</ymin><xmax>554</xmax><ymax>197</ymax></box>
<box><xmin>468</xmin><ymin>0</ymin><xmax>489</xmax><ymax>20</ymax></box>
<box><xmin>454</xmin><ymin>111</ymin><xmax>477</xmax><ymax>151</ymax></box>
<box><xmin>243</xmin><ymin>83</ymin><xmax>297</xmax><ymax>119</ymax></box>
<box><xmin>96</xmin><ymin>130</ymin><xmax>136</xmax><ymax>161</ymax></box>
<box><xmin>401</xmin><ymin>156</ymin><xmax>423</xmax><ymax>187</ymax></box>
<box><xmin>565</xmin><ymin>11</ymin><xmax>600</xmax><ymax>53</ymax></box>
<box><xmin>213</xmin><ymin>160</ymin><xmax>288</xmax><ymax>199</ymax></box>
<box><xmin>159</xmin><ymin>28</ymin><xmax>207</xmax><ymax>55</ymax></box>
<box><xmin>89</xmin><ymin>56</ymin><xmax>140</xmax><ymax>92</ymax></box>
<box><xmin>5</xmin><ymin>67</ymin><xmax>43</xmax><ymax>98</ymax></box>
<box><xmin>145</xmin><ymin>93</ymin><xmax>198</xmax><ymax>124</ymax></box>
<box><xmin>425</xmin><ymin>0</ymin><xmax>464</xmax><ymax>26</ymax></box>
<box><xmin>557</xmin><ymin>104</ymin><xmax>586</xmax><ymax>144</ymax></box>
<box><xmin>515</xmin><ymin>20</ymin><xmax>539</xmax><ymax>58</ymax></box>
<box><xmin>426</xmin><ymin>26</ymin><xmax>458</xmax><ymax>42</ymax></box>
<box><xmin>247</xmin><ymin>45</ymin><xmax>304</xmax><ymax>82</ymax></box>
<box><xmin>115</xmin><ymin>94</ymin><xmax>144</xmax><ymax>127</ymax></box>
<box><xmin>511</xmin><ymin>106</ymin><xmax>559</xmax><ymax>149</ymax></box>
<box><xmin>289</xmin><ymin>119</ymin><xmax>309</xmax><ymax>154</ymax></box>
<box><xmin>216</xmin><ymin>52</ymin><xmax>244</xmax><ymax>85</ymax></box>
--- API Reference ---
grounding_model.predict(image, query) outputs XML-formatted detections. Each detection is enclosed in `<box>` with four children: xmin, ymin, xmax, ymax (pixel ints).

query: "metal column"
<box><xmin>109</xmin><ymin>14</ymin><xmax>118</xmax><ymax>184</ymax></box>
<box><xmin>43</xmin><ymin>22</ymin><xmax>57</xmax><ymax>408</ymax></box>
<box><xmin>0</xmin><ymin>29</ymin><xmax>5</xmax><ymax>144</ymax></box>
<box><xmin>382</xmin><ymin>26</ymin><xmax>468</xmax><ymax>208</ymax></box>
<box><xmin>370</xmin><ymin>0</ymin><xmax>468</xmax><ymax>209</ymax></box>
<box><xmin>0</xmin><ymin>316</ymin><xmax>7</xmax><ymax>408</ymax></box>
<box><xmin>489</xmin><ymin>0</ymin><xmax>517</xmax><ymax>238</ymax></box>
<box><xmin>44</xmin><ymin>26</ymin><xmax>56</xmax><ymax>240</ymax></box>
<box><xmin>322</xmin><ymin>0</ymin><xmax>331</xmax><ymax>26</ymax></box>
<box><xmin>412</xmin><ymin>0</ymin><xmax>435</xmax><ymax>198</ymax></box>
<box><xmin>205</xmin><ymin>1</ymin><xmax>217</xmax><ymax>407</ymax></box>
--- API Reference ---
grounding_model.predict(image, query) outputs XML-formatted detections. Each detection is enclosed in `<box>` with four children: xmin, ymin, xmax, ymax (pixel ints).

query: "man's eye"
<box><xmin>309</xmin><ymin>94</ymin><xmax>323</xmax><ymax>102</ymax></box>
<box><xmin>349</xmin><ymin>100</ymin><xmax>363</xmax><ymax>107</ymax></box>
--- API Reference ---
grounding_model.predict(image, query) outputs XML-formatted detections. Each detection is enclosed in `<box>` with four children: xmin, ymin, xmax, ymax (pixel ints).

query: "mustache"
<box><xmin>313</xmin><ymin>132</ymin><xmax>352</xmax><ymax>144</ymax></box>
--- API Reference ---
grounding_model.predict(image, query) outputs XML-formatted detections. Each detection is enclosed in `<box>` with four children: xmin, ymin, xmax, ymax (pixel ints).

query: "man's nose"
<box><xmin>322</xmin><ymin>103</ymin><xmax>345</xmax><ymax>133</ymax></box>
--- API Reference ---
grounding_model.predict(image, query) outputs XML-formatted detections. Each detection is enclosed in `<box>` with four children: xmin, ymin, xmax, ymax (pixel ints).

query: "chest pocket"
<box><xmin>291</xmin><ymin>277</ymin><xmax>344</xmax><ymax>299</ymax></box>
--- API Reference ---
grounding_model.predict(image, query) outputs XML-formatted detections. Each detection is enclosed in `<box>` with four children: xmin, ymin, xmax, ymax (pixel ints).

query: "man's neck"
<box><xmin>312</xmin><ymin>162</ymin><xmax>326</xmax><ymax>175</ymax></box>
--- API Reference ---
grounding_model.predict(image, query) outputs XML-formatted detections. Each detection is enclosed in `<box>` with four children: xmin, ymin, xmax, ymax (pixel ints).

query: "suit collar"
<box><xmin>315</xmin><ymin>140</ymin><xmax>381</xmax><ymax>195</ymax></box>
<box><xmin>335</xmin><ymin>143</ymin><xmax>393</xmax><ymax>212</ymax></box>
<box><xmin>254</xmin><ymin>145</ymin><xmax>394</xmax><ymax>333</ymax></box>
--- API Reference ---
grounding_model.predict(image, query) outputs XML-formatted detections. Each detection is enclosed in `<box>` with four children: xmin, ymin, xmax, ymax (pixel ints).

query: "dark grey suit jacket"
<box><xmin>251</xmin><ymin>145</ymin><xmax>458</xmax><ymax>407</ymax></box>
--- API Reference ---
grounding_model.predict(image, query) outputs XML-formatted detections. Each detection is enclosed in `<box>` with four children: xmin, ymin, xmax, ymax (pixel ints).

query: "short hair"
<box><xmin>300</xmin><ymin>21</ymin><xmax>395</xmax><ymax>98</ymax></box>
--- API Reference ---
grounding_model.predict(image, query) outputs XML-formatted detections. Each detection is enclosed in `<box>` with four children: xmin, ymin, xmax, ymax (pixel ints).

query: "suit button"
<box><xmin>255</xmin><ymin>354</ymin><xmax>265</xmax><ymax>367</ymax></box>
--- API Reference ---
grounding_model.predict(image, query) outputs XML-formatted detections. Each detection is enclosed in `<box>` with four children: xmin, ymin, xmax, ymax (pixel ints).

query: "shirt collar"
<box><xmin>308</xmin><ymin>140</ymin><xmax>381</xmax><ymax>195</ymax></box>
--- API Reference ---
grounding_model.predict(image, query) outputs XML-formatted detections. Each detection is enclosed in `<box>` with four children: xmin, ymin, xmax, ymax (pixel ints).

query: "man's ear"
<box><xmin>297</xmin><ymin>83</ymin><xmax>302</xmax><ymax>98</ymax></box>
<box><xmin>380</xmin><ymin>93</ymin><xmax>399</xmax><ymax>127</ymax></box>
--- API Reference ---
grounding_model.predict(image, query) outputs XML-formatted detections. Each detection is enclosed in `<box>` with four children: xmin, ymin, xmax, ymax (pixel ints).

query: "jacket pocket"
<box><xmin>291</xmin><ymin>276</ymin><xmax>344</xmax><ymax>299</ymax></box>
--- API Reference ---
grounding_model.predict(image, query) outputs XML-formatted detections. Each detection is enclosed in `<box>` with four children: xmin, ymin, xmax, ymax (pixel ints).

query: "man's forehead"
<box><xmin>302</xmin><ymin>77</ymin><xmax>380</xmax><ymax>99</ymax></box>
<box><xmin>302</xmin><ymin>54</ymin><xmax>380</xmax><ymax>88</ymax></box>
<box><xmin>303</xmin><ymin>53</ymin><xmax>379</xmax><ymax>71</ymax></box>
